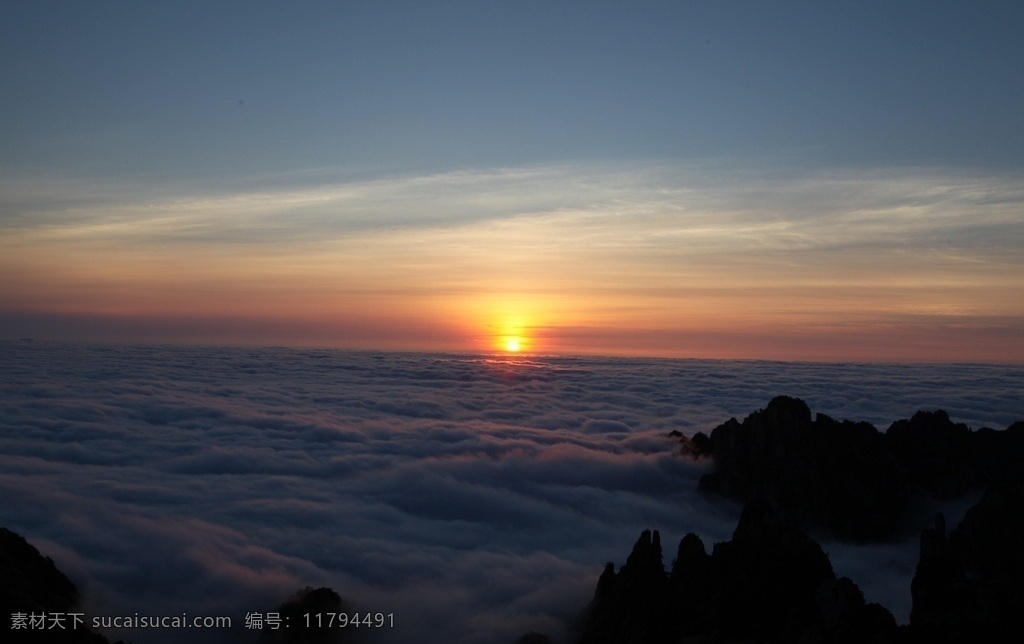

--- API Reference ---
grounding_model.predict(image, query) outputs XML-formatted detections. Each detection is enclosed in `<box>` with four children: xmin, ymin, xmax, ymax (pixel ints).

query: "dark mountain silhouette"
<box><xmin>886</xmin><ymin>412</ymin><xmax>1024</xmax><ymax>500</ymax></box>
<box><xmin>548</xmin><ymin>399</ymin><xmax>1024</xmax><ymax>644</ymax></box>
<box><xmin>687</xmin><ymin>396</ymin><xmax>1024</xmax><ymax>541</ymax></box>
<box><xmin>259</xmin><ymin>586</ymin><xmax>352</xmax><ymax>644</ymax></box>
<box><xmin>570</xmin><ymin>473</ymin><xmax>1024</xmax><ymax>643</ymax></box>
<box><xmin>0</xmin><ymin>526</ymin><xmax>114</xmax><ymax>644</ymax></box>
<box><xmin>576</xmin><ymin>500</ymin><xmax>897</xmax><ymax>644</ymax></box>
<box><xmin>907</xmin><ymin>474</ymin><xmax>1024</xmax><ymax>643</ymax></box>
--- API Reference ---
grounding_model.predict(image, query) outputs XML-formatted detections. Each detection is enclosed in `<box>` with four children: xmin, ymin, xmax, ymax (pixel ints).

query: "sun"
<box><xmin>504</xmin><ymin>337</ymin><xmax>521</xmax><ymax>352</ymax></box>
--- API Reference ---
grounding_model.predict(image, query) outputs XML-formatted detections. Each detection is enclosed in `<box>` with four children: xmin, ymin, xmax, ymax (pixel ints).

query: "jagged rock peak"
<box><xmin>703</xmin><ymin>398</ymin><xmax>907</xmax><ymax>541</ymax></box>
<box><xmin>670</xmin><ymin>532</ymin><xmax>708</xmax><ymax>578</ymax></box>
<box><xmin>687</xmin><ymin>396</ymin><xmax>1024</xmax><ymax>541</ymax></box>
<box><xmin>576</xmin><ymin>503</ymin><xmax>896</xmax><ymax>644</ymax></box>
<box><xmin>624</xmin><ymin>528</ymin><xmax>663</xmax><ymax>575</ymax></box>
<box><xmin>728</xmin><ymin>497</ymin><xmax>836</xmax><ymax>585</ymax></box>
<box><xmin>763</xmin><ymin>394</ymin><xmax>813</xmax><ymax>426</ymax></box>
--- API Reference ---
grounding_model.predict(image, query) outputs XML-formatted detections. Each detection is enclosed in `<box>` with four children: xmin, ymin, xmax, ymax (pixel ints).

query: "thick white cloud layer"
<box><xmin>1</xmin><ymin>342</ymin><xmax>1021</xmax><ymax>643</ymax></box>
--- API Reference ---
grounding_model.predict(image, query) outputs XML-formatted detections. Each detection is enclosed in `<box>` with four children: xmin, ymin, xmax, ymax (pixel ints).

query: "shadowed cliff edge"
<box><xmin>0</xmin><ymin>527</ymin><xmax>115</xmax><ymax>644</ymax></box>
<box><xmin>567</xmin><ymin>476</ymin><xmax>1024</xmax><ymax>644</ymax></box>
<box><xmin>576</xmin><ymin>500</ymin><xmax>897</xmax><ymax>644</ymax></box>
<box><xmin>540</xmin><ymin>397</ymin><xmax>1024</xmax><ymax>644</ymax></box>
<box><xmin>683</xmin><ymin>396</ymin><xmax>1024</xmax><ymax>541</ymax></box>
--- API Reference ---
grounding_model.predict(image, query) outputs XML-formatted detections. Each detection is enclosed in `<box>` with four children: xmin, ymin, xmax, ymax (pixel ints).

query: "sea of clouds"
<box><xmin>2</xmin><ymin>341</ymin><xmax>1022</xmax><ymax>643</ymax></box>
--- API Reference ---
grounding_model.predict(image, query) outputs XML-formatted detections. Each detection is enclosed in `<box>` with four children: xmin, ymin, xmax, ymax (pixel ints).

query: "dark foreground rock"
<box><xmin>886</xmin><ymin>412</ymin><xmax>1024</xmax><ymax>500</ymax></box>
<box><xmin>689</xmin><ymin>396</ymin><xmax>1024</xmax><ymax>541</ymax></box>
<box><xmin>577</xmin><ymin>499</ymin><xmax>898</xmax><ymax>644</ymax></box>
<box><xmin>0</xmin><ymin>526</ymin><xmax>113</xmax><ymax>644</ymax></box>
<box><xmin>907</xmin><ymin>475</ymin><xmax>1024</xmax><ymax>643</ymax></box>
<box><xmin>571</xmin><ymin>470</ymin><xmax>1024</xmax><ymax>644</ymax></box>
<box><xmin>260</xmin><ymin>586</ymin><xmax>352</xmax><ymax>644</ymax></box>
<box><xmin>0</xmin><ymin>525</ymin><xmax>360</xmax><ymax>644</ymax></box>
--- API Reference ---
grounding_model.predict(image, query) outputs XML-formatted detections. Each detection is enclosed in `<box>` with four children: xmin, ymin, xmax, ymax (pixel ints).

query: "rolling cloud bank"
<box><xmin>2</xmin><ymin>341</ymin><xmax>1022</xmax><ymax>643</ymax></box>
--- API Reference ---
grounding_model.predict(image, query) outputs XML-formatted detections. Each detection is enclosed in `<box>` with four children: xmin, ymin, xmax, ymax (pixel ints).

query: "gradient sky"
<box><xmin>2</xmin><ymin>0</ymin><xmax>1023</xmax><ymax>361</ymax></box>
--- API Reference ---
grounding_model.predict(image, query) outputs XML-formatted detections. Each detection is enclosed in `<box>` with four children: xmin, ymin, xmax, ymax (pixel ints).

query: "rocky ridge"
<box><xmin>686</xmin><ymin>396</ymin><xmax>1024</xmax><ymax>541</ymax></box>
<box><xmin>577</xmin><ymin>500</ymin><xmax>897</xmax><ymax>644</ymax></box>
<box><xmin>561</xmin><ymin>398</ymin><xmax>1024</xmax><ymax>644</ymax></box>
<box><xmin>574</xmin><ymin>472</ymin><xmax>1024</xmax><ymax>644</ymax></box>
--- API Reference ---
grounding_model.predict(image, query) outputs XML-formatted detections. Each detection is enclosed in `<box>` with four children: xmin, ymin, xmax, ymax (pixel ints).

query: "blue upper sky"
<box><xmin>4</xmin><ymin>0</ymin><xmax>1023</xmax><ymax>184</ymax></box>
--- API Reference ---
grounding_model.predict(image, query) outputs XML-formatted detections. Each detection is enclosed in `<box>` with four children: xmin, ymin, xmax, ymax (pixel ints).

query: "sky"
<box><xmin>2</xmin><ymin>0</ymin><xmax>1023</xmax><ymax>361</ymax></box>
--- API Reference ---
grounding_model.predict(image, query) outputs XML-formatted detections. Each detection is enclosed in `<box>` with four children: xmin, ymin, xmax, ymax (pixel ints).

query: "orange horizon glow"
<box><xmin>2</xmin><ymin>304</ymin><xmax>1023</xmax><ymax>363</ymax></box>
<box><xmin>1</xmin><ymin>165</ymin><xmax>1022</xmax><ymax>363</ymax></box>
<box><xmin>3</xmin><ymin>279</ymin><xmax>1023</xmax><ymax>362</ymax></box>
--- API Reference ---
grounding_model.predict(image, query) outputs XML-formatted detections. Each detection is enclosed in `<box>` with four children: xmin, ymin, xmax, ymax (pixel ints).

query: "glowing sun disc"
<box><xmin>505</xmin><ymin>338</ymin><xmax>521</xmax><ymax>352</ymax></box>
